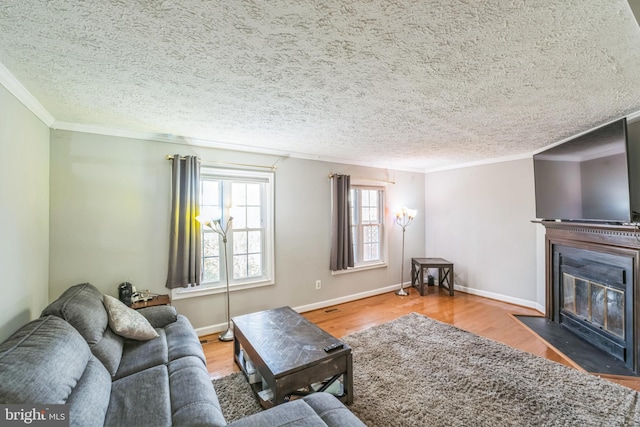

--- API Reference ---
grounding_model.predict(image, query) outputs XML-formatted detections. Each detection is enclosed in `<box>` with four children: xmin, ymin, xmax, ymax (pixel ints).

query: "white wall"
<box><xmin>49</xmin><ymin>130</ymin><xmax>425</xmax><ymax>332</ymax></box>
<box><xmin>424</xmin><ymin>158</ymin><xmax>543</xmax><ymax>310</ymax></box>
<box><xmin>0</xmin><ymin>85</ymin><xmax>50</xmax><ymax>341</ymax></box>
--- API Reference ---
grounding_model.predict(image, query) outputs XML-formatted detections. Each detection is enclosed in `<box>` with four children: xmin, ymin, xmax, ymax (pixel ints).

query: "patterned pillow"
<box><xmin>102</xmin><ymin>295</ymin><xmax>159</xmax><ymax>341</ymax></box>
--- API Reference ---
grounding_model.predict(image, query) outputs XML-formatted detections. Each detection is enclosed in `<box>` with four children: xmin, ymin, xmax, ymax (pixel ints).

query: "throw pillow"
<box><xmin>102</xmin><ymin>295</ymin><xmax>159</xmax><ymax>341</ymax></box>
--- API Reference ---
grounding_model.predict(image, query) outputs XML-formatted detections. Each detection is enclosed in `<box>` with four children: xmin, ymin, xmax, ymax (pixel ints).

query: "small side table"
<box><xmin>130</xmin><ymin>294</ymin><xmax>171</xmax><ymax>310</ymax></box>
<box><xmin>411</xmin><ymin>258</ymin><xmax>454</xmax><ymax>296</ymax></box>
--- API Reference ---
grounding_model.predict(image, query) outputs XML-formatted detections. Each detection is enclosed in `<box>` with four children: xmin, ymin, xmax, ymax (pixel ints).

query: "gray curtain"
<box><xmin>166</xmin><ymin>155</ymin><xmax>202</xmax><ymax>289</ymax></box>
<box><xmin>330</xmin><ymin>174</ymin><xmax>354</xmax><ymax>271</ymax></box>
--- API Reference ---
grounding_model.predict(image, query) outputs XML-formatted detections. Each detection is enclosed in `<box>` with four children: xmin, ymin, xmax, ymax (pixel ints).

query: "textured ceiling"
<box><xmin>1</xmin><ymin>1</ymin><xmax>640</xmax><ymax>171</ymax></box>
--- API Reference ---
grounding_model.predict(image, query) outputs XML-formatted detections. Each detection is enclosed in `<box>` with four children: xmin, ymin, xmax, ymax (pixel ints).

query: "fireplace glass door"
<box><xmin>562</xmin><ymin>273</ymin><xmax>625</xmax><ymax>339</ymax></box>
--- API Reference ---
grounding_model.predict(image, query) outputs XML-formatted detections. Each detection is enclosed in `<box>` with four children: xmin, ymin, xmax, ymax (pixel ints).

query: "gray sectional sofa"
<box><xmin>0</xmin><ymin>283</ymin><xmax>365</xmax><ymax>427</ymax></box>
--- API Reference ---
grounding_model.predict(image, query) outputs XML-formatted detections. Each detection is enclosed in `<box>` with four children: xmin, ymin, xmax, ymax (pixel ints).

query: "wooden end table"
<box><xmin>130</xmin><ymin>294</ymin><xmax>170</xmax><ymax>309</ymax></box>
<box><xmin>232</xmin><ymin>306</ymin><xmax>353</xmax><ymax>408</ymax></box>
<box><xmin>411</xmin><ymin>257</ymin><xmax>454</xmax><ymax>296</ymax></box>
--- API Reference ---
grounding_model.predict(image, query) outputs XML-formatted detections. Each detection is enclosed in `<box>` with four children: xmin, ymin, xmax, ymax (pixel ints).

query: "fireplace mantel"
<box><xmin>538</xmin><ymin>220</ymin><xmax>640</xmax><ymax>248</ymax></box>
<box><xmin>539</xmin><ymin>220</ymin><xmax>640</xmax><ymax>374</ymax></box>
<box><xmin>539</xmin><ymin>220</ymin><xmax>640</xmax><ymax>317</ymax></box>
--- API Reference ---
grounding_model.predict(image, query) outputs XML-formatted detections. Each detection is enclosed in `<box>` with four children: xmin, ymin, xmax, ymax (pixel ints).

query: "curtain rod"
<box><xmin>166</xmin><ymin>155</ymin><xmax>277</xmax><ymax>171</ymax></box>
<box><xmin>165</xmin><ymin>155</ymin><xmax>200</xmax><ymax>161</ymax></box>
<box><xmin>328</xmin><ymin>173</ymin><xmax>395</xmax><ymax>185</ymax></box>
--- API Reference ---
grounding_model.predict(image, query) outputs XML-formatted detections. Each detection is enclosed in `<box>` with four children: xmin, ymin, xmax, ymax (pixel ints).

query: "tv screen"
<box><xmin>534</xmin><ymin>118</ymin><xmax>636</xmax><ymax>223</ymax></box>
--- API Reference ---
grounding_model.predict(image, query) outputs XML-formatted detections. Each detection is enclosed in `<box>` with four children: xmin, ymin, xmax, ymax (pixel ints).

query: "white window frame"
<box><xmin>334</xmin><ymin>184</ymin><xmax>387</xmax><ymax>274</ymax></box>
<box><xmin>172</xmin><ymin>167</ymin><xmax>275</xmax><ymax>300</ymax></box>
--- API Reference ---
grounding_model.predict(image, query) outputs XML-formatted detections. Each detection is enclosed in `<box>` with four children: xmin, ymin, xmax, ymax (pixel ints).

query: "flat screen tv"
<box><xmin>534</xmin><ymin>117</ymin><xmax>640</xmax><ymax>224</ymax></box>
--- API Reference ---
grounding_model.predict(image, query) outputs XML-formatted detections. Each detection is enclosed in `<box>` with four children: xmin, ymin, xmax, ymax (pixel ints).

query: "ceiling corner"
<box><xmin>628</xmin><ymin>0</ymin><xmax>640</xmax><ymax>27</ymax></box>
<box><xmin>0</xmin><ymin>62</ymin><xmax>55</xmax><ymax>127</ymax></box>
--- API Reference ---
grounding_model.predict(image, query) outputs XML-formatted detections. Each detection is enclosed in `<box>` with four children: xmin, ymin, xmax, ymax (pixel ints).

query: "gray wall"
<box><xmin>49</xmin><ymin>130</ymin><xmax>426</xmax><ymax>333</ymax></box>
<box><xmin>424</xmin><ymin>158</ymin><xmax>543</xmax><ymax>310</ymax></box>
<box><xmin>0</xmin><ymin>85</ymin><xmax>50</xmax><ymax>341</ymax></box>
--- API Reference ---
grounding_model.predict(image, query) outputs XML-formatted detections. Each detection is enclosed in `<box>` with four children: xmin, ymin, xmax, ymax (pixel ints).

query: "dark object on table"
<box><xmin>118</xmin><ymin>282</ymin><xmax>133</xmax><ymax>306</ymax></box>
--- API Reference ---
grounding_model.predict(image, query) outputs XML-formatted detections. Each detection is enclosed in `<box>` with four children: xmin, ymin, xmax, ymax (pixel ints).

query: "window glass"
<box><xmin>350</xmin><ymin>186</ymin><xmax>385</xmax><ymax>266</ymax></box>
<box><xmin>173</xmin><ymin>167</ymin><xmax>274</xmax><ymax>299</ymax></box>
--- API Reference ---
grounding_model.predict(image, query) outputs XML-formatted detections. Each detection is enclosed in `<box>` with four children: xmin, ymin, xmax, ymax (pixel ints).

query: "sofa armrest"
<box><xmin>227</xmin><ymin>393</ymin><xmax>366</xmax><ymax>427</ymax></box>
<box><xmin>137</xmin><ymin>306</ymin><xmax>178</xmax><ymax>328</ymax></box>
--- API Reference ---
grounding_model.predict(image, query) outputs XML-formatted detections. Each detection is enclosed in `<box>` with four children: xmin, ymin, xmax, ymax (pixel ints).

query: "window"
<box><xmin>350</xmin><ymin>186</ymin><xmax>385</xmax><ymax>267</ymax></box>
<box><xmin>172</xmin><ymin>167</ymin><xmax>275</xmax><ymax>300</ymax></box>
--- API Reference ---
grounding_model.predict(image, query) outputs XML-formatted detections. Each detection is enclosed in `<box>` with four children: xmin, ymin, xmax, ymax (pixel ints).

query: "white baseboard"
<box><xmin>454</xmin><ymin>284</ymin><xmax>544</xmax><ymax>313</ymax></box>
<box><xmin>292</xmin><ymin>283</ymin><xmax>403</xmax><ymax>314</ymax></box>
<box><xmin>195</xmin><ymin>323</ymin><xmax>230</xmax><ymax>338</ymax></box>
<box><xmin>193</xmin><ymin>283</ymin><xmax>407</xmax><ymax>337</ymax></box>
<box><xmin>194</xmin><ymin>282</ymin><xmax>544</xmax><ymax>337</ymax></box>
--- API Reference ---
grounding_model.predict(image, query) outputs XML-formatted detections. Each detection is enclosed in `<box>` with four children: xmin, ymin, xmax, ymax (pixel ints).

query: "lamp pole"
<box><xmin>218</xmin><ymin>221</ymin><xmax>233</xmax><ymax>341</ymax></box>
<box><xmin>196</xmin><ymin>215</ymin><xmax>234</xmax><ymax>341</ymax></box>
<box><xmin>394</xmin><ymin>207</ymin><xmax>416</xmax><ymax>296</ymax></box>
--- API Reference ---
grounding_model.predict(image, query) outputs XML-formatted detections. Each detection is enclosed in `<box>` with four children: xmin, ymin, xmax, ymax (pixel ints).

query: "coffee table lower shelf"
<box><xmin>235</xmin><ymin>347</ymin><xmax>350</xmax><ymax>409</ymax></box>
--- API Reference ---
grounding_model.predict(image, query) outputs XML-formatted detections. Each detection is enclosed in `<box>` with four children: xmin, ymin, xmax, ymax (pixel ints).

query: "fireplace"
<box><xmin>553</xmin><ymin>244</ymin><xmax>633</xmax><ymax>368</ymax></box>
<box><xmin>542</xmin><ymin>221</ymin><xmax>640</xmax><ymax>375</ymax></box>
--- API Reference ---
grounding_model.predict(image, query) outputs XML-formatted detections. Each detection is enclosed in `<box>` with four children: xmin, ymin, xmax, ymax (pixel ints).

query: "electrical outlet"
<box><xmin>315</xmin><ymin>280</ymin><xmax>322</xmax><ymax>290</ymax></box>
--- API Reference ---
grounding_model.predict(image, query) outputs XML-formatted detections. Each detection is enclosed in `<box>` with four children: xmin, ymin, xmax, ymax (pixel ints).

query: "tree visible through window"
<box><xmin>350</xmin><ymin>186</ymin><xmax>385</xmax><ymax>265</ymax></box>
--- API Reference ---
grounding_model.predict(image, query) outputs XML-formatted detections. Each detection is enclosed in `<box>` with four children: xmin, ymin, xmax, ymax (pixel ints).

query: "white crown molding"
<box><xmin>52</xmin><ymin>120</ymin><xmax>196</xmax><ymax>145</ymax></box>
<box><xmin>52</xmin><ymin>120</ymin><xmax>426</xmax><ymax>173</ymax></box>
<box><xmin>50</xmin><ymin>111</ymin><xmax>640</xmax><ymax>176</ymax></box>
<box><xmin>424</xmin><ymin>152</ymin><xmax>533</xmax><ymax>173</ymax></box>
<box><xmin>425</xmin><ymin>109</ymin><xmax>640</xmax><ymax>174</ymax></box>
<box><xmin>529</xmin><ymin>111</ymin><xmax>640</xmax><ymax>158</ymax></box>
<box><xmin>9</xmin><ymin>76</ymin><xmax>640</xmax><ymax>177</ymax></box>
<box><xmin>0</xmin><ymin>63</ymin><xmax>55</xmax><ymax>127</ymax></box>
<box><xmin>627</xmin><ymin>110</ymin><xmax>640</xmax><ymax>122</ymax></box>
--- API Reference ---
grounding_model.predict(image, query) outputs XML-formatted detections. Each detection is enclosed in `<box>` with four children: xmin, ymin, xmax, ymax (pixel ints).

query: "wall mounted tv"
<box><xmin>534</xmin><ymin>117</ymin><xmax>640</xmax><ymax>224</ymax></box>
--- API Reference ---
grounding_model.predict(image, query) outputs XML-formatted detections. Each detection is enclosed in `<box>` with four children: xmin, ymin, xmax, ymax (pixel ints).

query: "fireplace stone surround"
<box><xmin>541</xmin><ymin>220</ymin><xmax>640</xmax><ymax>375</ymax></box>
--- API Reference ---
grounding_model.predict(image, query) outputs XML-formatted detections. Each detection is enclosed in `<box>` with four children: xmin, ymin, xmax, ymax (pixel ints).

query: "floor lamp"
<box><xmin>395</xmin><ymin>207</ymin><xmax>417</xmax><ymax>296</ymax></box>
<box><xmin>196</xmin><ymin>215</ymin><xmax>234</xmax><ymax>341</ymax></box>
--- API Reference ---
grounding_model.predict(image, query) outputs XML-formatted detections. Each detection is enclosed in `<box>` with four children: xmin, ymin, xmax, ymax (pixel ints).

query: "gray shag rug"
<box><xmin>213</xmin><ymin>312</ymin><xmax>640</xmax><ymax>426</ymax></box>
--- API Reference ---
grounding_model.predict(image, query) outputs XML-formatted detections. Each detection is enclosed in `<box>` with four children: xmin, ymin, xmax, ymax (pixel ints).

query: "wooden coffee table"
<box><xmin>232</xmin><ymin>306</ymin><xmax>353</xmax><ymax>408</ymax></box>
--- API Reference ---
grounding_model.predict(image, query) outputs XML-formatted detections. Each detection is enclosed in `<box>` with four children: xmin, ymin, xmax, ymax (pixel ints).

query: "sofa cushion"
<box><xmin>168</xmin><ymin>356</ymin><xmax>226</xmax><ymax>427</ymax></box>
<box><xmin>137</xmin><ymin>305</ymin><xmax>178</xmax><ymax>328</ymax></box>
<box><xmin>41</xmin><ymin>283</ymin><xmax>124</xmax><ymax>375</ymax></box>
<box><xmin>90</xmin><ymin>327</ymin><xmax>125</xmax><ymax>376</ymax></box>
<box><xmin>227</xmin><ymin>393</ymin><xmax>367</xmax><ymax>427</ymax></box>
<box><xmin>103</xmin><ymin>295</ymin><xmax>159</xmax><ymax>341</ymax></box>
<box><xmin>113</xmin><ymin>314</ymin><xmax>207</xmax><ymax>380</ymax></box>
<box><xmin>66</xmin><ymin>356</ymin><xmax>112</xmax><ymax>427</ymax></box>
<box><xmin>114</xmin><ymin>329</ymin><xmax>168</xmax><ymax>380</ymax></box>
<box><xmin>302</xmin><ymin>392</ymin><xmax>367</xmax><ymax>427</ymax></box>
<box><xmin>41</xmin><ymin>283</ymin><xmax>108</xmax><ymax>344</ymax></box>
<box><xmin>165</xmin><ymin>315</ymin><xmax>207</xmax><ymax>365</ymax></box>
<box><xmin>106</xmin><ymin>365</ymin><xmax>172</xmax><ymax>427</ymax></box>
<box><xmin>0</xmin><ymin>316</ymin><xmax>93</xmax><ymax>404</ymax></box>
<box><xmin>227</xmin><ymin>398</ymin><xmax>327</xmax><ymax>427</ymax></box>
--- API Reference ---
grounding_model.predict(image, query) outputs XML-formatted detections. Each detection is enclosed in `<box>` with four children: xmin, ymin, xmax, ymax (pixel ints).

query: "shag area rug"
<box><xmin>213</xmin><ymin>312</ymin><xmax>640</xmax><ymax>426</ymax></box>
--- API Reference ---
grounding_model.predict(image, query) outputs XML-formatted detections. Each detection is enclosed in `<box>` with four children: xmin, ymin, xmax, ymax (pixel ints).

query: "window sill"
<box><xmin>331</xmin><ymin>261</ymin><xmax>387</xmax><ymax>275</ymax></box>
<box><xmin>171</xmin><ymin>278</ymin><xmax>274</xmax><ymax>301</ymax></box>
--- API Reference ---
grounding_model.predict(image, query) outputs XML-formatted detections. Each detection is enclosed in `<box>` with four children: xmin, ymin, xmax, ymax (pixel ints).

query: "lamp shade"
<box><xmin>195</xmin><ymin>215</ymin><xmax>212</xmax><ymax>227</ymax></box>
<box><xmin>395</xmin><ymin>207</ymin><xmax>417</xmax><ymax>219</ymax></box>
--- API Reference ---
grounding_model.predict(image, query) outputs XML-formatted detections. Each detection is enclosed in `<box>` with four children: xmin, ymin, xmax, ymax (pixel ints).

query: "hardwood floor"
<box><xmin>200</xmin><ymin>286</ymin><xmax>640</xmax><ymax>391</ymax></box>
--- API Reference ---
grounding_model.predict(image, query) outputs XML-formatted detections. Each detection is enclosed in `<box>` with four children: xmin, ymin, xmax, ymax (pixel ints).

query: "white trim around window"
<box><xmin>171</xmin><ymin>166</ymin><xmax>275</xmax><ymax>301</ymax></box>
